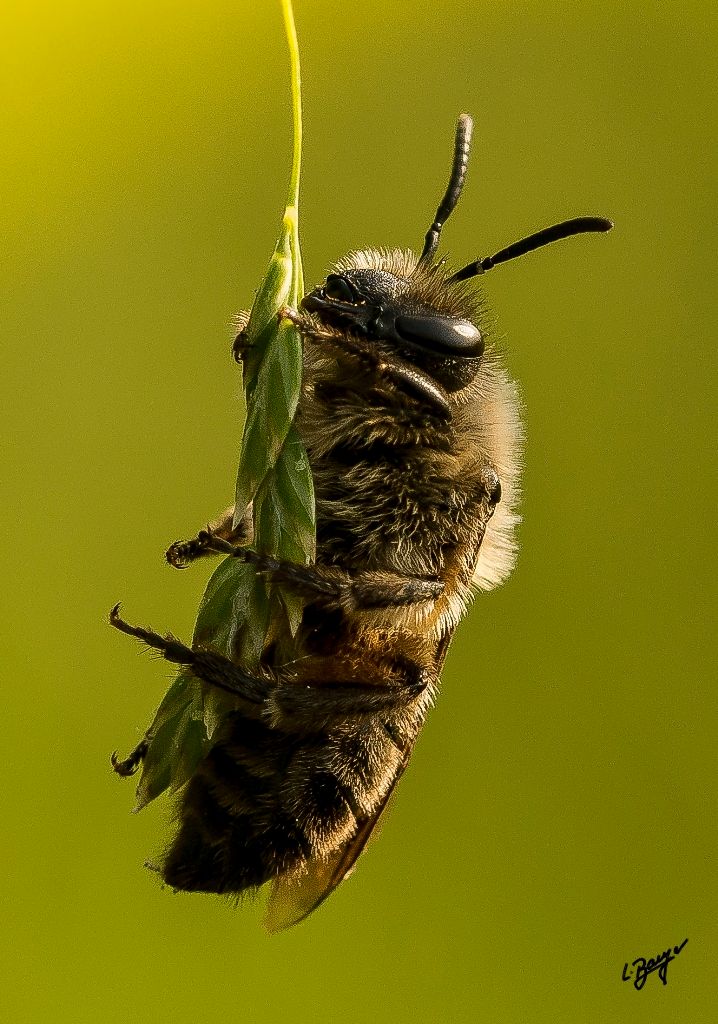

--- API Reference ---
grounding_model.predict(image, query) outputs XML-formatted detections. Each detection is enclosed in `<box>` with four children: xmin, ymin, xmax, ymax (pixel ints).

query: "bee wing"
<box><xmin>263</xmin><ymin>748</ymin><xmax>413</xmax><ymax>932</ymax></box>
<box><xmin>263</xmin><ymin>635</ymin><xmax>453</xmax><ymax>932</ymax></box>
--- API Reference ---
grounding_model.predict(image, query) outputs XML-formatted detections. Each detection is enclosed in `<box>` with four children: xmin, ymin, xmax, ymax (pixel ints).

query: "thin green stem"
<box><xmin>280</xmin><ymin>0</ymin><xmax>303</xmax><ymax>301</ymax></box>
<box><xmin>281</xmin><ymin>0</ymin><xmax>302</xmax><ymax>212</ymax></box>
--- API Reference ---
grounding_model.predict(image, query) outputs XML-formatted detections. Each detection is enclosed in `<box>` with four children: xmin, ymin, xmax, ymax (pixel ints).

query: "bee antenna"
<box><xmin>447</xmin><ymin>217</ymin><xmax>613</xmax><ymax>282</ymax></box>
<box><xmin>419</xmin><ymin>113</ymin><xmax>474</xmax><ymax>266</ymax></box>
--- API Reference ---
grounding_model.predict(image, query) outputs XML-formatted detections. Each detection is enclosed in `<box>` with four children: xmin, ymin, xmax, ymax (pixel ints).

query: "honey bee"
<box><xmin>111</xmin><ymin>114</ymin><xmax>611</xmax><ymax>929</ymax></box>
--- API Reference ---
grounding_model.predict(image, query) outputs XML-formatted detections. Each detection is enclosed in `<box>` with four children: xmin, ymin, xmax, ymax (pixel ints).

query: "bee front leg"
<box><xmin>165</xmin><ymin>504</ymin><xmax>253</xmax><ymax>568</ymax></box>
<box><xmin>201</xmin><ymin>537</ymin><xmax>445</xmax><ymax>611</ymax></box>
<box><xmin>231</xmin><ymin>308</ymin><xmax>252</xmax><ymax>364</ymax></box>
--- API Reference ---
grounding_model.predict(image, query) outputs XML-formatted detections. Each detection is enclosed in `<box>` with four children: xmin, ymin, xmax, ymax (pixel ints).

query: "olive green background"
<box><xmin>3</xmin><ymin>1</ymin><xmax>716</xmax><ymax>1021</ymax></box>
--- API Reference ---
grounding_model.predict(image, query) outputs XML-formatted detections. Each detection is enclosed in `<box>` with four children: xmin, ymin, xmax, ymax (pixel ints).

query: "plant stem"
<box><xmin>280</xmin><ymin>0</ymin><xmax>303</xmax><ymax>301</ymax></box>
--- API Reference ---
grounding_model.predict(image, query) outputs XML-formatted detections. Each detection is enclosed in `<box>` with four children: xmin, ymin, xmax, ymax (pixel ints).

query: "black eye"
<box><xmin>323</xmin><ymin>274</ymin><xmax>356</xmax><ymax>303</ymax></box>
<box><xmin>395</xmin><ymin>315</ymin><xmax>484</xmax><ymax>358</ymax></box>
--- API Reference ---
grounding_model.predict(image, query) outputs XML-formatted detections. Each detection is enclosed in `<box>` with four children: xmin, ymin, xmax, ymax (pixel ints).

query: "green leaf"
<box><xmin>234</xmin><ymin>317</ymin><xmax>303</xmax><ymax>517</ymax></box>
<box><xmin>133</xmin><ymin>681</ymin><xmax>204</xmax><ymax>810</ymax></box>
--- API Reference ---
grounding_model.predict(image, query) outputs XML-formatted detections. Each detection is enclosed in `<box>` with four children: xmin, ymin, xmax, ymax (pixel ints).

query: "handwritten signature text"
<box><xmin>622</xmin><ymin>938</ymin><xmax>688</xmax><ymax>990</ymax></box>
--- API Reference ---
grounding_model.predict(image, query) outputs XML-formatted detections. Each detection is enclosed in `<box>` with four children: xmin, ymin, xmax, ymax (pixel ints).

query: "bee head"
<box><xmin>302</xmin><ymin>114</ymin><xmax>612</xmax><ymax>400</ymax></box>
<box><xmin>302</xmin><ymin>264</ymin><xmax>485</xmax><ymax>394</ymax></box>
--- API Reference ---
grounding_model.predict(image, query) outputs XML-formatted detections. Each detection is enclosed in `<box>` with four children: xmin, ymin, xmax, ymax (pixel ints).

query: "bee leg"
<box><xmin>280</xmin><ymin>307</ymin><xmax>333</xmax><ymax>338</ymax></box>
<box><xmin>269</xmin><ymin>658</ymin><xmax>435</xmax><ymax>729</ymax></box>
<box><xmin>111</xmin><ymin>736</ymin><xmax>150</xmax><ymax>776</ymax></box>
<box><xmin>231</xmin><ymin>309</ymin><xmax>251</xmax><ymax>362</ymax></box>
<box><xmin>109</xmin><ymin>605</ymin><xmax>430</xmax><ymax>726</ymax></box>
<box><xmin>166</xmin><ymin>504</ymin><xmax>253</xmax><ymax>568</ymax></box>
<box><xmin>280</xmin><ymin>309</ymin><xmax>452</xmax><ymax>417</ymax></box>
<box><xmin>201</xmin><ymin>538</ymin><xmax>445</xmax><ymax>610</ymax></box>
<box><xmin>108</xmin><ymin>604</ymin><xmax>267</xmax><ymax>705</ymax></box>
<box><xmin>281</xmin><ymin>308</ymin><xmax>392</xmax><ymax>368</ymax></box>
<box><xmin>339</xmin><ymin>570</ymin><xmax>444</xmax><ymax>610</ymax></box>
<box><xmin>280</xmin><ymin>309</ymin><xmax>396</xmax><ymax>374</ymax></box>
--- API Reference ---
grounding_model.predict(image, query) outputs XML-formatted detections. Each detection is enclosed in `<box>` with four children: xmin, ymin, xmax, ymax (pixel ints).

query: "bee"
<box><xmin>111</xmin><ymin>114</ymin><xmax>611</xmax><ymax>929</ymax></box>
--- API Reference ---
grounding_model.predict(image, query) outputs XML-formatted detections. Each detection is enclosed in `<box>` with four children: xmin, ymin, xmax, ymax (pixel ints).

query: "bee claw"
<box><xmin>232</xmin><ymin>331</ymin><xmax>252</xmax><ymax>364</ymax></box>
<box><xmin>111</xmin><ymin>738</ymin><xmax>148</xmax><ymax>777</ymax></box>
<box><xmin>166</xmin><ymin>528</ymin><xmax>216</xmax><ymax>568</ymax></box>
<box><xmin>279</xmin><ymin>306</ymin><xmax>301</xmax><ymax>325</ymax></box>
<box><xmin>165</xmin><ymin>542</ymin><xmax>190</xmax><ymax>568</ymax></box>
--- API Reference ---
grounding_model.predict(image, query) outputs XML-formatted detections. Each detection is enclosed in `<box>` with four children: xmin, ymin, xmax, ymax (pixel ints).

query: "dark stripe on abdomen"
<box><xmin>162</xmin><ymin>713</ymin><xmax>310</xmax><ymax>895</ymax></box>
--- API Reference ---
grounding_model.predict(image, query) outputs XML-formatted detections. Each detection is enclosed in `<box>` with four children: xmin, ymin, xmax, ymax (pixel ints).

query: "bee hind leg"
<box><xmin>109</xmin><ymin>604</ymin><xmax>433</xmax><ymax>726</ymax></box>
<box><xmin>108</xmin><ymin>604</ymin><xmax>267</xmax><ymax>705</ymax></box>
<box><xmin>111</xmin><ymin>736</ymin><xmax>149</xmax><ymax>776</ymax></box>
<box><xmin>269</xmin><ymin>666</ymin><xmax>433</xmax><ymax>730</ymax></box>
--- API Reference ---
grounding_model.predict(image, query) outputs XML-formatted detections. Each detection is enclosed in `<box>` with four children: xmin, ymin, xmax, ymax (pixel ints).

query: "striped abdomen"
<box><xmin>162</xmin><ymin>709</ymin><xmax>402</xmax><ymax>894</ymax></box>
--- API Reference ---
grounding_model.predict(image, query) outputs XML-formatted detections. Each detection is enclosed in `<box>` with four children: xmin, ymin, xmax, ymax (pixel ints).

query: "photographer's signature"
<box><xmin>622</xmin><ymin>938</ymin><xmax>688</xmax><ymax>989</ymax></box>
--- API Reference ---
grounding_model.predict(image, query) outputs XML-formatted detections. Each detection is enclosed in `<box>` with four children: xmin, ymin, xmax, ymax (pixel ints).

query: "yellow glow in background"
<box><xmin>2</xmin><ymin>2</ymin><xmax>715</xmax><ymax>1021</ymax></box>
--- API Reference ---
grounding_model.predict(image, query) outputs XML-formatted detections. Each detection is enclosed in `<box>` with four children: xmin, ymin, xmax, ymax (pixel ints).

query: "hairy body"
<box><xmin>111</xmin><ymin>115</ymin><xmax>609</xmax><ymax>927</ymax></box>
<box><xmin>150</xmin><ymin>250</ymin><xmax>521</xmax><ymax>921</ymax></box>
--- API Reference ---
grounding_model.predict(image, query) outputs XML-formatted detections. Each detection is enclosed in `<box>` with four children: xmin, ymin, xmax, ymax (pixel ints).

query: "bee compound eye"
<box><xmin>323</xmin><ymin>274</ymin><xmax>357</xmax><ymax>303</ymax></box>
<box><xmin>394</xmin><ymin>315</ymin><xmax>484</xmax><ymax>358</ymax></box>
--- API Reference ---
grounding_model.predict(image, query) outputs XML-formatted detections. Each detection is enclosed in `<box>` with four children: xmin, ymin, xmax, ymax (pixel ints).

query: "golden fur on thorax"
<box><xmin>301</xmin><ymin>247</ymin><xmax>523</xmax><ymax>624</ymax></box>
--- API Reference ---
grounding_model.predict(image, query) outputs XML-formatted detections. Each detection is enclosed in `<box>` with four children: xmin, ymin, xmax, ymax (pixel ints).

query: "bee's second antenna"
<box><xmin>448</xmin><ymin>216</ymin><xmax>613</xmax><ymax>281</ymax></box>
<box><xmin>419</xmin><ymin>113</ymin><xmax>474</xmax><ymax>266</ymax></box>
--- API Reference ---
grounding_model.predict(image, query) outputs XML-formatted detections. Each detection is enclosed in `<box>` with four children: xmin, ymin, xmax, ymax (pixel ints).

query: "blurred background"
<box><xmin>2</xmin><ymin>1</ymin><xmax>716</xmax><ymax>1021</ymax></box>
